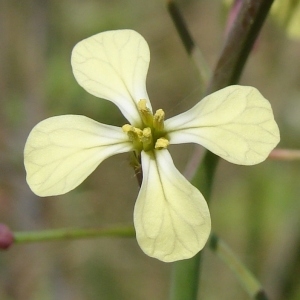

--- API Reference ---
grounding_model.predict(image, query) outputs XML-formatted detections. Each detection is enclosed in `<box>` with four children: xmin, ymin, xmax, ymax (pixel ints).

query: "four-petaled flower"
<box><xmin>24</xmin><ymin>30</ymin><xmax>280</xmax><ymax>262</ymax></box>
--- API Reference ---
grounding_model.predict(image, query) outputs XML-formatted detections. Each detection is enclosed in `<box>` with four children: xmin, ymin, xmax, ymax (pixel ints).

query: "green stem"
<box><xmin>168</xmin><ymin>0</ymin><xmax>275</xmax><ymax>299</ymax></box>
<box><xmin>11</xmin><ymin>224</ymin><xmax>267</xmax><ymax>299</ymax></box>
<box><xmin>191</xmin><ymin>151</ymin><xmax>219</xmax><ymax>199</ymax></box>
<box><xmin>13</xmin><ymin>225</ymin><xmax>135</xmax><ymax>244</ymax></box>
<box><xmin>167</xmin><ymin>0</ymin><xmax>211</xmax><ymax>89</ymax></box>
<box><xmin>169</xmin><ymin>254</ymin><xmax>201</xmax><ymax>300</ymax></box>
<box><xmin>12</xmin><ymin>225</ymin><xmax>268</xmax><ymax>300</ymax></box>
<box><xmin>207</xmin><ymin>0</ymin><xmax>275</xmax><ymax>94</ymax></box>
<box><xmin>14</xmin><ymin>227</ymin><xmax>268</xmax><ymax>299</ymax></box>
<box><xmin>209</xmin><ymin>234</ymin><xmax>268</xmax><ymax>300</ymax></box>
<box><xmin>169</xmin><ymin>151</ymin><xmax>218</xmax><ymax>300</ymax></box>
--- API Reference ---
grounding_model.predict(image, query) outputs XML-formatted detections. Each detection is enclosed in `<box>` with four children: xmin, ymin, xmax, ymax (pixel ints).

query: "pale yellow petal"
<box><xmin>165</xmin><ymin>85</ymin><xmax>280</xmax><ymax>165</ymax></box>
<box><xmin>71</xmin><ymin>30</ymin><xmax>151</xmax><ymax>127</ymax></box>
<box><xmin>134</xmin><ymin>150</ymin><xmax>211</xmax><ymax>262</ymax></box>
<box><xmin>24</xmin><ymin>115</ymin><xmax>132</xmax><ymax>196</ymax></box>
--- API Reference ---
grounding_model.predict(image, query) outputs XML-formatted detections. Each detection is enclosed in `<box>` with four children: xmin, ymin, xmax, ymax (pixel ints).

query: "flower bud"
<box><xmin>0</xmin><ymin>224</ymin><xmax>14</xmax><ymax>250</ymax></box>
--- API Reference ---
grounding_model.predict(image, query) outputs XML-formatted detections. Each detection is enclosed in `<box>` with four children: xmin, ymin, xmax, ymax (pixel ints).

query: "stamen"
<box><xmin>122</xmin><ymin>124</ymin><xmax>143</xmax><ymax>150</ymax></box>
<box><xmin>153</xmin><ymin>109</ymin><xmax>165</xmax><ymax>131</ymax></box>
<box><xmin>138</xmin><ymin>99</ymin><xmax>153</xmax><ymax>127</ymax></box>
<box><xmin>122</xmin><ymin>124</ymin><xmax>133</xmax><ymax>133</ymax></box>
<box><xmin>155</xmin><ymin>137</ymin><xmax>169</xmax><ymax>149</ymax></box>
<box><xmin>123</xmin><ymin>106</ymin><xmax>169</xmax><ymax>152</ymax></box>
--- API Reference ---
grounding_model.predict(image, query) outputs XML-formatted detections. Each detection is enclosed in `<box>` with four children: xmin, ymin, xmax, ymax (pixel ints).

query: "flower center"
<box><xmin>122</xmin><ymin>99</ymin><xmax>169</xmax><ymax>152</ymax></box>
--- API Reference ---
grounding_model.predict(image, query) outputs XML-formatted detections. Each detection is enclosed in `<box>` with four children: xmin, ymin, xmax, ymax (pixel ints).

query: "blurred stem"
<box><xmin>168</xmin><ymin>0</ymin><xmax>274</xmax><ymax>299</ymax></box>
<box><xmin>11</xmin><ymin>224</ymin><xmax>264</xmax><ymax>299</ymax></box>
<box><xmin>169</xmin><ymin>151</ymin><xmax>218</xmax><ymax>300</ymax></box>
<box><xmin>209</xmin><ymin>234</ymin><xmax>268</xmax><ymax>300</ymax></box>
<box><xmin>167</xmin><ymin>0</ymin><xmax>211</xmax><ymax>89</ymax></box>
<box><xmin>169</xmin><ymin>254</ymin><xmax>201</xmax><ymax>300</ymax></box>
<box><xmin>269</xmin><ymin>148</ymin><xmax>300</xmax><ymax>161</ymax></box>
<box><xmin>13</xmin><ymin>225</ymin><xmax>135</xmax><ymax>244</ymax></box>
<box><xmin>207</xmin><ymin>0</ymin><xmax>275</xmax><ymax>93</ymax></box>
<box><xmin>13</xmin><ymin>224</ymin><xmax>268</xmax><ymax>299</ymax></box>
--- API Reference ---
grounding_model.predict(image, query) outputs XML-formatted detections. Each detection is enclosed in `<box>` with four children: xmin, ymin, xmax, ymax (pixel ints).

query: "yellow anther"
<box><xmin>138</xmin><ymin>99</ymin><xmax>149</xmax><ymax>111</ymax></box>
<box><xmin>133</xmin><ymin>127</ymin><xmax>143</xmax><ymax>139</ymax></box>
<box><xmin>155</xmin><ymin>137</ymin><xmax>169</xmax><ymax>149</ymax></box>
<box><xmin>123</xmin><ymin>105</ymin><xmax>168</xmax><ymax>152</ymax></box>
<box><xmin>122</xmin><ymin>124</ymin><xmax>143</xmax><ymax>151</ymax></box>
<box><xmin>122</xmin><ymin>124</ymin><xmax>133</xmax><ymax>133</ymax></box>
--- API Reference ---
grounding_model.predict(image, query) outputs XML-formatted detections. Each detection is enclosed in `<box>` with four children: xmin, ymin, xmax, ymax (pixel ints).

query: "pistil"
<box><xmin>141</xmin><ymin>128</ymin><xmax>153</xmax><ymax>151</ymax></box>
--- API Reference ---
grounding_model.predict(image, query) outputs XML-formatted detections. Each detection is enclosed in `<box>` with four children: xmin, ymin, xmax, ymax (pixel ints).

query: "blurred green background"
<box><xmin>0</xmin><ymin>0</ymin><xmax>300</xmax><ymax>299</ymax></box>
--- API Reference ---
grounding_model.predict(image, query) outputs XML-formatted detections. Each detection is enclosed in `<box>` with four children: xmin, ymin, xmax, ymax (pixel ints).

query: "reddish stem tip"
<box><xmin>0</xmin><ymin>224</ymin><xmax>14</xmax><ymax>250</ymax></box>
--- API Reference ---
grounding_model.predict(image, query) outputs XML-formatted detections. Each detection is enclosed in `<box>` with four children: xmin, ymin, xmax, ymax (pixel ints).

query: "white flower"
<box><xmin>24</xmin><ymin>30</ymin><xmax>280</xmax><ymax>262</ymax></box>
